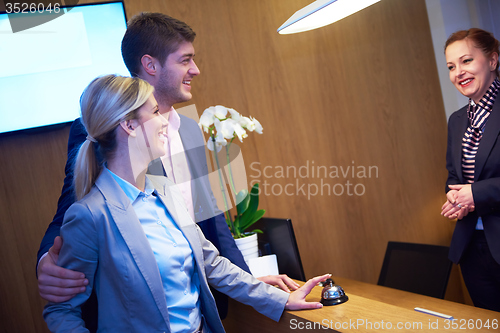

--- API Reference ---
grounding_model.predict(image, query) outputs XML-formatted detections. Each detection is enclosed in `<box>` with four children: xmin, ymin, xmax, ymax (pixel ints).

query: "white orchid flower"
<box><xmin>239</xmin><ymin>116</ymin><xmax>255</xmax><ymax>131</ymax></box>
<box><xmin>251</xmin><ymin>116</ymin><xmax>263</xmax><ymax>134</ymax></box>
<box><xmin>227</xmin><ymin>108</ymin><xmax>241</xmax><ymax>122</ymax></box>
<box><xmin>214</xmin><ymin>105</ymin><xmax>228</xmax><ymax>120</ymax></box>
<box><xmin>217</xmin><ymin>118</ymin><xmax>247</xmax><ymax>142</ymax></box>
<box><xmin>232</xmin><ymin>121</ymin><xmax>248</xmax><ymax>142</ymax></box>
<box><xmin>199</xmin><ymin>107</ymin><xmax>216</xmax><ymax>133</ymax></box>
<box><xmin>207</xmin><ymin>131</ymin><xmax>227</xmax><ymax>152</ymax></box>
<box><xmin>202</xmin><ymin>105</ymin><xmax>263</xmax><ymax>150</ymax></box>
<box><xmin>207</xmin><ymin>138</ymin><xmax>217</xmax><ymax>151</ymax></box>
<box><xmin>219</xmin><ymin>118</ymin><xmax>237</xmax><ymax>139</ymax></box>
<box><xmin>213</xmin><ymin>117</ymin><xmax>226</xmax><ymax>138</ymax></box>
<box><xmin>216</xmin><ymin>131</ymin><xmax>227</xmax><ymax>145</ymax></box>
<box><xmin>208</xmin><ymin>119</ymin><xmax>227</xmax><ymax>152</ymax></box>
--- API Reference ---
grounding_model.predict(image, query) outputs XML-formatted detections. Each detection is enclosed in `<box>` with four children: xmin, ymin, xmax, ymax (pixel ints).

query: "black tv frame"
<box><xmin>0</xmin><ymin>1</ymin><xmax>127</xmax><ymax>138</ymax></box>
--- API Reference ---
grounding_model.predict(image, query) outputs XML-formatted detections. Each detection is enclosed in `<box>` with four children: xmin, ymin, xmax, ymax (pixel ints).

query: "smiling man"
<box><xmin>36</xmin><ymin>12</ymin><xmax>298</xmax><ymax>331</ymax></box>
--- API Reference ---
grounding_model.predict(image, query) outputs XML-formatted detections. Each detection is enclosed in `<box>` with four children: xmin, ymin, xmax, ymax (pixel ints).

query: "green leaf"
<box><xmin>248</xmin><ymin>182</ymin><xmax>260</xmax><ymax>207</ymax></box>
<box><xmin>235</xmin><ymin>189</ymin><xmax>249</xmax><ymax>216</ymax></box>
<box><xmin>231</xmin><ymin>183</ymin><xmax>266</xmax><ymax>236</ymax></box>
<box><xmin>237</xmin><ymin>211</ymin><xmax>251</xmax><ymax>232</ymax></box>
<box><xmin>242</xmin><ymin>183</ymin><xmax>260</xmax><ymax>218</ymax></box>
<box><xmin>233</xmin><ymin>216</ymin><xmax>240</xmax><ymax>235</ymax></box>
<box><xmin>237</xmin><ymin>183</ymin><xmax>259</xmax><ymax>228</ymax></box>
<box><xmin>240</xmin><ymin>209</ymin><xmax>266</xmax><ymax>231</ymax></box>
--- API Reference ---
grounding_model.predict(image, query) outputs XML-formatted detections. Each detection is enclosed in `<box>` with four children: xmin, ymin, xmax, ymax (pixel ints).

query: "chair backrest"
<box><xmin>377</xmin><ymin>241</ymin><xmax>452</xmax><ymax>299</ymax></box>
<box><xmin>251</xmin><ymin>217</ymin><xmax>306</xmax><ymax>281</ymax></box>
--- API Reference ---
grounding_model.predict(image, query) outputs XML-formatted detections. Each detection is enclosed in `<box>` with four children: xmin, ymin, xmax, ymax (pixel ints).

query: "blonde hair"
<box><xmin>73</xmin><ymin>75</ymin><xmax>154</xmax><ymax>200</ymax></box>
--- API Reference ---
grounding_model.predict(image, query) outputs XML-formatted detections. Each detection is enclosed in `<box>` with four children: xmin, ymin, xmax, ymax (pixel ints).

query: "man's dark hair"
<box><xmin>121</xmin><ymin>12</ymin><xmax>196</xmax><ymax>77</ymax></box>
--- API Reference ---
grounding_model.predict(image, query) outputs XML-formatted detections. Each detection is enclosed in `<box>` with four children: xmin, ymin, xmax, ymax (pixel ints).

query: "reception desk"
<box><xmin>222</xmin><ymin>277</ymin><xmax>500</xmax><ymax>332</ymax></box>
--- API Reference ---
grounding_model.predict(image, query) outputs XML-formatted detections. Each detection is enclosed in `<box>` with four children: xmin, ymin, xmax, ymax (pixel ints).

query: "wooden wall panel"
<box><xmin>0</xmin><ymin>126</ymin><xmax>70</xmax><ymax>333</ymax></box>
<box><xmin>0</xmin><ymin>0</ymin><xmax>459</xmax><ymax>332</ymax></box>
<box><xmin>178</xmin><ymin>0</ymin><xmax>452</xmax><ymax>282</ymax></box>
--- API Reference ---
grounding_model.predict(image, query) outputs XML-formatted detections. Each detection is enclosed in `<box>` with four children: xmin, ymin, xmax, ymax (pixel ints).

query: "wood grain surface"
<box><xmin>0</xmin><ymin>1</ymin><xmax>462</xmax><ymax>331</ymax></box>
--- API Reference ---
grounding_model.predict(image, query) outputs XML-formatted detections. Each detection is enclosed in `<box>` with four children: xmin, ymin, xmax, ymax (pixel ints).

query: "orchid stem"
<box><xmin>226</xmin><ymin>139</ymin><xmax>241</xmax><ymax>235</ymax></box>
<box><xmin>211</xmin><ymin>133</ymin><xmax>236</xmax><ymax>236</ymax></box>
<box><xmin>226</xmin><ymin>139</ymin><xmax>237</xmax><ymax>201</ymax></box>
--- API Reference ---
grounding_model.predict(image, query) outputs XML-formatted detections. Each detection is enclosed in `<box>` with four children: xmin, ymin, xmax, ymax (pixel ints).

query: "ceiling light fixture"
<box><xmin>278</xmin><ymin>0</ymin><xmax>380</xmax><ymax>35</ymax></box>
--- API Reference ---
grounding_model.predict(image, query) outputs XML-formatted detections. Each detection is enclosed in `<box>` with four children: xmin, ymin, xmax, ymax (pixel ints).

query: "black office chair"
<box><xmin>377</xmin><ymin>241</ymin><xmax>452</xmax><ymax>299</ymax></box>
<box><xmin>251</xmin><ymin>217</ymin><xmax>306</xmax><ymax>281</ymax></box>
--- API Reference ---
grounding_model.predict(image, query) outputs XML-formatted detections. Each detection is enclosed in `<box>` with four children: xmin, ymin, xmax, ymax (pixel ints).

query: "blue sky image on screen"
<box><xmin>0</xmin><ymin>2</ymin><xmax>129</xmax><ymax>134</ymax></box>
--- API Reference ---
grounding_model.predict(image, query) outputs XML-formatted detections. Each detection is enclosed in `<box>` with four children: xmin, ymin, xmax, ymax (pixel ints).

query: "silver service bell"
<box><xmin>320</xmin><ymin>278</ymin><xmax>349</xmax><ymax>306</ymax></box>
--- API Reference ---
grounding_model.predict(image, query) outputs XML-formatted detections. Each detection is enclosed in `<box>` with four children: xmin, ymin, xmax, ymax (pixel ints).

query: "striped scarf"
<box><xmin>461</xmin><ymin>78</ymin><xmax>500</xmax><ymax>183</ymax></box>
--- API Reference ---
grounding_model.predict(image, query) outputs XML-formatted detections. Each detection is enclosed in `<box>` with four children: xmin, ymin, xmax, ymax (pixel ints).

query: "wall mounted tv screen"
<box><xmin>0</xmin><ymin>1</ymin><xmax>129</xmax><ymax>135</ymax></box>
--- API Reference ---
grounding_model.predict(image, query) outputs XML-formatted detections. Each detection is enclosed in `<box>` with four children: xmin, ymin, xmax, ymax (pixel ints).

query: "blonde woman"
<box><xmin>43</xmin><ymin>74</ymin><xmax>328</xmax><ymax>332</ymax></box>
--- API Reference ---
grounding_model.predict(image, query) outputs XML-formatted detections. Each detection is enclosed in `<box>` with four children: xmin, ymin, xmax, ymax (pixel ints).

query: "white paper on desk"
<box><xmin>248</xmin><ymin>254</ymin><xmax>279</xmax><ymax>277</ymax></box>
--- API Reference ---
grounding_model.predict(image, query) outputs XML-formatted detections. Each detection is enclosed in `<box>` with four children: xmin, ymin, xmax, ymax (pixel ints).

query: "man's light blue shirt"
<box><xmin>106</xmin><ymin>168</ymin><xmax>201</xmax><ymax>333</ymax></box>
